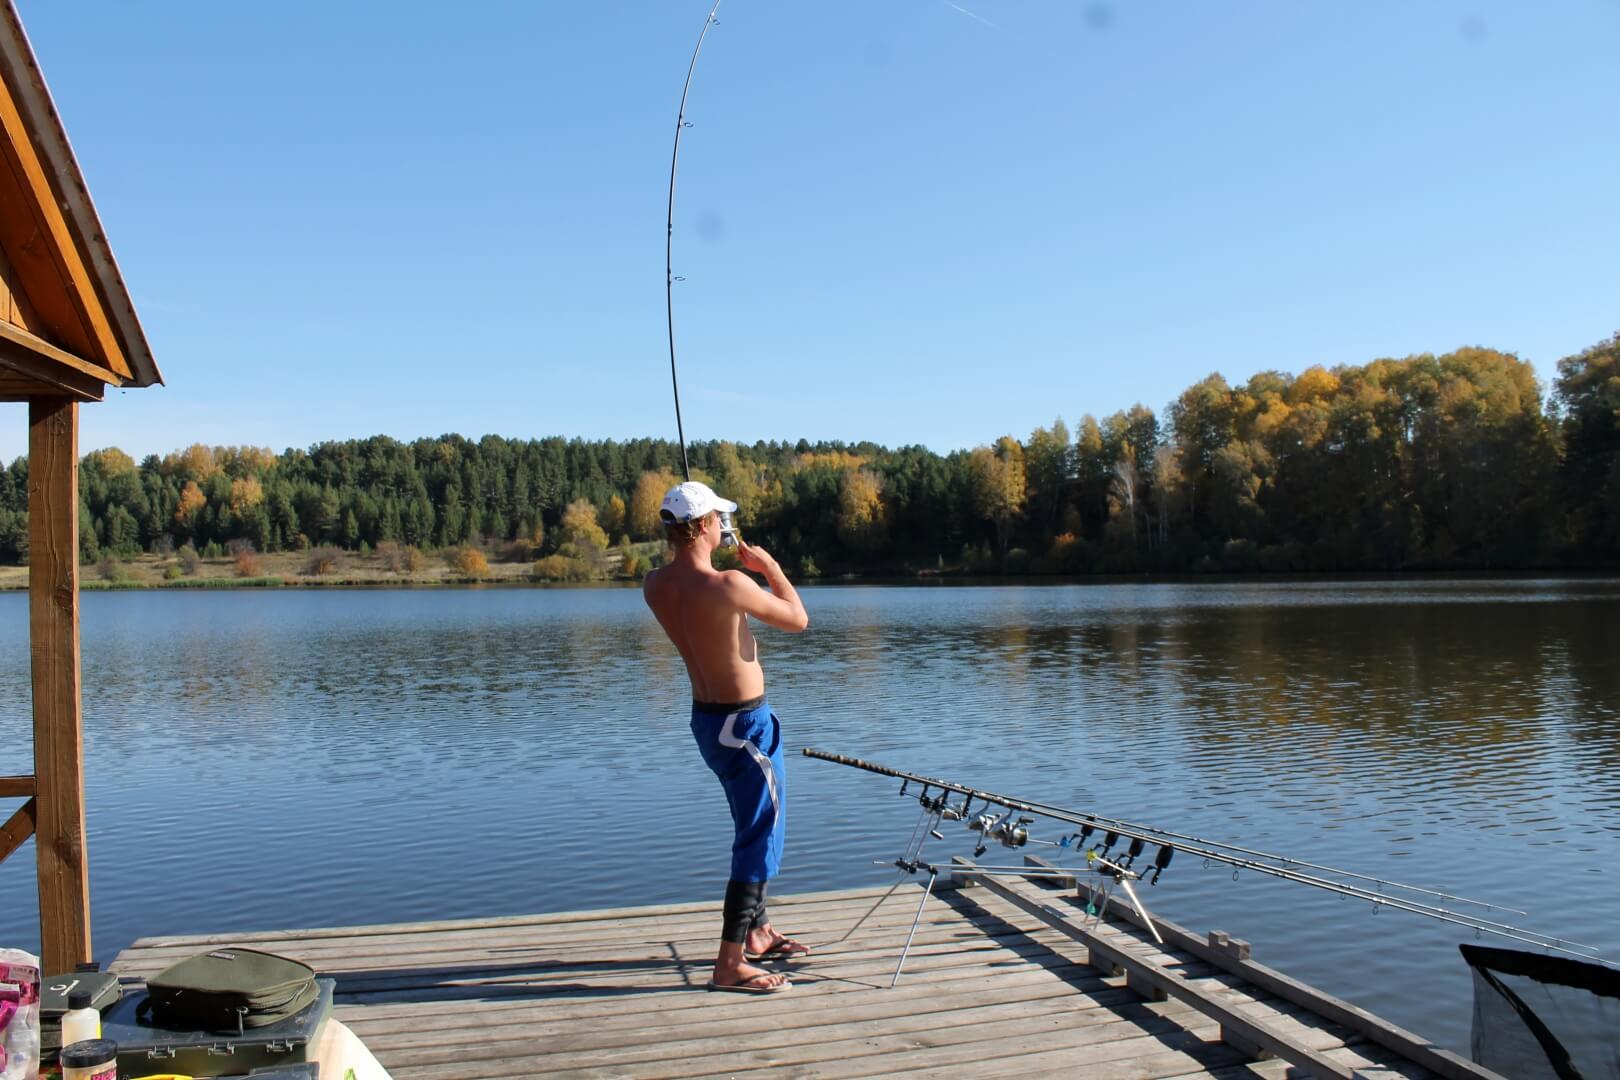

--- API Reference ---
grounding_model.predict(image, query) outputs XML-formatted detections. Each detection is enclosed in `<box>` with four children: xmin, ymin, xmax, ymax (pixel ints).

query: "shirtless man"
<box><xmin>643</xmin><ymin>480</ymin><xmax>811</xmax><ymax>994</ymax></box>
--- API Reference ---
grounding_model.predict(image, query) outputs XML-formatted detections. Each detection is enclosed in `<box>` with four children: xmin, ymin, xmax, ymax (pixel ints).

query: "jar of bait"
<box><xmin>59</xmin><ymin>1037</ymin><xmax>116</xmax><ymax>1079</ymax></box>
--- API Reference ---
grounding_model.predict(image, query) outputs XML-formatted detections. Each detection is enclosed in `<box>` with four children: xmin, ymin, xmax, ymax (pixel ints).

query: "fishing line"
<box><xmin>665</xmin><ymin>0</ymin><xmax>724</xmax><ymax>482</ymax></box>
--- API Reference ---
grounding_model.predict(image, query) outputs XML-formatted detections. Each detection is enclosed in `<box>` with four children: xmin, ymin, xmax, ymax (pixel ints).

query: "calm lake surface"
<box><xmin>2</xmin><ymin>579</ymin><xmax>1618</xmax><ymax>1052</ymax></box>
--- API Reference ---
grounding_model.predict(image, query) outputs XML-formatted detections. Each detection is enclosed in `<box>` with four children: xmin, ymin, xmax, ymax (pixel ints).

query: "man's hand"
<box><xmin>729</xmin><ymin>541</ymin><xmax>808</xmax><ymax>633</ymax></box>
<box><xmin>737</xmin><ymin>540</ymin><xmax>778</xmax><ymax>575</ymax></box>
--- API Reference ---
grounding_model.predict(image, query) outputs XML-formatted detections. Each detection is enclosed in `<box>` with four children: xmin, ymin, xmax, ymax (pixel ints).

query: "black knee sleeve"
<box><xmin>722</xmin><ymin>879</ymin><xmax>767</xmax><ymax>944</ymax></box>
<box><xmin>752</xmin><ymin>882</ymin><xmax>769</xmax><ymax>932</ymax></box>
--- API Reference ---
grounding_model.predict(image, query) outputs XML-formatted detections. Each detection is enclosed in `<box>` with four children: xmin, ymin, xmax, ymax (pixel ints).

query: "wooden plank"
<box><xmin>1024</xmin><ymin>851</ymin><xmax>1078</xmax><ymax>888</ymax></box>
<box><xmin>346</xmin><ymin>970</ymin><xmax>1124</xmax><ymax>1051</ymax></box>
<box><xmin>0</xmin><ymin>330</ymin><xmax>103</xmax><ymax>400</ymax></box>
<box><xmin>114</xmin><ymin>915</ymin><xmax>1058</xmax><ymax>995</ymax></box>
<box><xmin>341</xmin><ymin>963</ymin><xmax>1112</xmax><ymax>1043</ymax></box>
<box><xmin>0</xmin><ymin>773</ymin><xmax>35</xmax><ymax>797</ymax></box>
<box><xmin>29</xmin><ymin>395</ymin><xmax>90</xmax><ymax>974</ymax></box>
<box><xmin>381</xmin><ymin>990</ymin><xmax>1168</xmax><ymax>1073</ymax></box>
<box><xmin>388</xmin><ymin>1016</ymin><xmax>1237</xmax><ymax>1080</ymax></box>
<box><xmin>0</xmin><ymin>320</ymin><xmax>121</xmax><ymax>386</ymax></box>
<box><xmin>0</xmin><ymin>371</ymin><xmax>50</xmax><ymax>399</ymax></box>
<box><xmin>1238</xmin><ymin>1038</ymin><xmax>1438</xmax><ymax>1080</ymax></box>
<box><xmin>111</xmin><ymin>887</ymin><xmax>1010</xmax><ymax>972</ymax></box>
<box><xmin>391</xmin><ymin>1007</ymin><xmax>1237</xmax><ymax>1080</ymax></box>
<box><xmin>116</xmin><ymin>885</ymin><xmax>949</xmax><ymax>956</ymax></box>
<box><xmin>122</xmin><ymin>882</ymin><xmax>907</xmax><ymax>949</ymax></box>
<box><xmin>0</xmin><ymin>236</ymin><xmax>42</xmax><ymax>331</ymax></box>
<box><xmin>0</xmin><ymin>796</ymin><xmax>34</xmax><ymax>863</ymax></box>
<box><xmin>956</xmin><ymin>860</ymin><xmax>1355</xmax><ymax>1080</ymax></box>
<box><xmin>321</xmin><ymin>926</ymin><xmax>1074</xmax><ymax>999</ymax></box>
<box><xmin>1069</xmin><ymin>880</ymin><xmax>1501</xmax><ymax>1080</ymax></box>
<box><xmin>337</xmin><ymin>952</ymin><xmax>1106</xmax><ymax>1032</ymax></box>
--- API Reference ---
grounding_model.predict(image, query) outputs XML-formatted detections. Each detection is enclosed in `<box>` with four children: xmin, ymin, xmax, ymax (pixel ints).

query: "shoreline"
<box><xmin>2</xmin><ymin>560</ymin><xmax>1615</xmax><ymax>593</ymax></box>
<box><xmin>0</xmin><ymin>550</ymin><xmax>644</xmax><ymax>592</ymax></box>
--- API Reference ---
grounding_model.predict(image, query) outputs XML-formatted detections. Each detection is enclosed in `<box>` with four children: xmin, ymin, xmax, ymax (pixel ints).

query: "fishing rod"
<box><xmin>665</xmin><ymin>0</ymin><xmax>724</xmax><ymax>482</ymax></box>
<box><xmin>805</xmin><ymin>748</ymin><xmax>1602</xmax><ymax>960</ymax></box>
<box><xmin>947</xmin><ymin>779</ymin><xmax>1521</xmax><ymax>915</ymax></box>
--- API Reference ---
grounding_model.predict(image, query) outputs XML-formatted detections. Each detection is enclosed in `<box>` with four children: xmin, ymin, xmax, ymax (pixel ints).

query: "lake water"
<box><xmin>2</xmin><ymin>578</ymin><xmax>1618</xmax><ymax>1054</ymax></box>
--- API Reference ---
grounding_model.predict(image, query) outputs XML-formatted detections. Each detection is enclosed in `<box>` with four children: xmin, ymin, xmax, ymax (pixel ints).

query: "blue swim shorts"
<box><xmin>690</xmin><ymin>697</ymin><xmax>786</xmax><ymax>883</ymax></box>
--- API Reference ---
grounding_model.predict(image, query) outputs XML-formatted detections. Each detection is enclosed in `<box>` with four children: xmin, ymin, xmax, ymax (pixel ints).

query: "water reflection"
<box><xmin>0</xmin><ymin>579</ymin><xmax>1616</xmax><ymax>1053</ymax></box>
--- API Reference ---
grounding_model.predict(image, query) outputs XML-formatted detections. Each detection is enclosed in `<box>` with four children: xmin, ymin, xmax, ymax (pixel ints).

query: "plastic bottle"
<box><xmin>58</xmin><ymin>1037</ymin><xmax>116</xmax><ymax>1079</ymax></box>
<box><xmin>59</xmin><ymin>988</ymin><xmax>100</xmax><ymax>1047</ymax></box>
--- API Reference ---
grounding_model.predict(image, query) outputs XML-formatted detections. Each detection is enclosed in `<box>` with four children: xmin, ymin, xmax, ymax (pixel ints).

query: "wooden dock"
<box><xmin>109</xmin><ymin>866</ymin><xmax>1500</xmax><ymax>1079</ymax></box>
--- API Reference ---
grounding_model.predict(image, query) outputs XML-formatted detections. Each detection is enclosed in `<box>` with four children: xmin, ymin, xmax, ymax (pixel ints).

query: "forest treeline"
<box><xmin>1</xmin><ymin>335</ymin><xmax>1616</xmax><ymax>576</ymax></box>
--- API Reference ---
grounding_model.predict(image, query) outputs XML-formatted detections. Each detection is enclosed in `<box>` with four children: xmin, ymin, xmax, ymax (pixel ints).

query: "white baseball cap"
<box><xmin>660</xmin><ymin>480</ymin><xmax>738</xmax><ymax>523</ymax></box>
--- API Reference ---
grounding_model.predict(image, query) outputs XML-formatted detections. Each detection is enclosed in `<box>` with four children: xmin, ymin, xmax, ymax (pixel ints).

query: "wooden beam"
<box><xmin>953</xmin><ymin>858</ymin><xmax>1357</xmax><ymax>1080</ymax></box>
<box><xmin>0</xmin><ymin>319</ymin><xmax>121</xmax><ymax>385</ymax></box>
<box><xmin>0</xmin><ymin>774</ymin><xmax>35</xmax><ymax>797</ymax></box>
<box><xmin>0</xmin><ymin>325</ymin><xmax>104</xmax><ymax>401</ymax></box>
<box><xmin>29</xmin><ymin>396</ymin><xmax>91</xmax><ymax>973</ymax></box>
<box><xmin>1068</xmin><ymin>879</ymin><xmax>1501</xmax><ymax>1080</ymax></box>
<box><xmin>0</xmin><ymin>797</ymin><xmax>35</xmax><ymax>863</ymax></box>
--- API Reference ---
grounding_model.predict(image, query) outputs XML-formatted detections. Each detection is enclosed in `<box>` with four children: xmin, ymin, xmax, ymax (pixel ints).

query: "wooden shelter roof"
<box><xmin>0</xmin><ymin>0</ymin><xmax>160</xmax><ymax>403</ymax></box>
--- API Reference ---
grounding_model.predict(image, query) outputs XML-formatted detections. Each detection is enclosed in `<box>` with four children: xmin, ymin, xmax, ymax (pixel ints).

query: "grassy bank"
<box><xmin>0</xmin><ymin>545</ymin><xmax>662</xmax><ymax>591</ymax></box>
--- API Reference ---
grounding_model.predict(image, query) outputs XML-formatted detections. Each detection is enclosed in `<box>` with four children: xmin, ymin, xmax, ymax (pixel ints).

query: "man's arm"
<box><xmin>730</xmin><ymin>542</ymin><xmax>809</xmax><ymax>632</ymax></box>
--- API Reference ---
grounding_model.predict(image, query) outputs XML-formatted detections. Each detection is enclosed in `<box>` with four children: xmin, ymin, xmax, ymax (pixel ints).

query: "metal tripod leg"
<box><xmin>829</xmin><ymin>872</ymin><xmax>909</xmax><ymax>946</ymax></box>
<box><xmin>891</xmin><ymin>867</ymin><xmax>938</xmax><ymax>987</ymax></box>
<box><xmin>1118</xmin><ymin>876</ymin><xmax>1164</xmax><ymax>944</ymax></box>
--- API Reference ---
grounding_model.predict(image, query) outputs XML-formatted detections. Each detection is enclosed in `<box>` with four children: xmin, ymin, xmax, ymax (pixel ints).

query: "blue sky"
<box><xmin>3</xmin><ymin>1</ymin><xmax>1617</xmax><ymax>462</ymax></box>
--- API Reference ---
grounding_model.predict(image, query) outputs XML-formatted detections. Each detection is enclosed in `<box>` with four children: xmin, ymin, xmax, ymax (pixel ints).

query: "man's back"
<box><xmin>644</xmin><ymin>561</ymin><xmax>765</xmax><ymax>703</ymax></box>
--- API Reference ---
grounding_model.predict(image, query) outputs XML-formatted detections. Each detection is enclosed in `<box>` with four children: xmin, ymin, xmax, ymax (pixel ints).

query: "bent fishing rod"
<box><xmin>664</xmin><ymin>0</ymin><xmax>724</xmax><ymax>482</ymax></box>
<box><xmin>806</xmin><ymin>748</ymin><xmax>1602</xmax><ymax>959</ymax></box>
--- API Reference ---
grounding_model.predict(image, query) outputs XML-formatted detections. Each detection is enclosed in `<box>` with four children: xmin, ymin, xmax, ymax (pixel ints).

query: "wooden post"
<box><xmin>28</xmin><ymin>396</ymin><xmax>90</xmax><ymax>973</ymax></box>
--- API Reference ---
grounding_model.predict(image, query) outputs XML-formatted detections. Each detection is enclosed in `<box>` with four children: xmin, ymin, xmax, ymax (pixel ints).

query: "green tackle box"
<box><xmin>98</xmin><ymin>976</ymin><xmax>334</xmax><ymax>1078</ymax></box>
<box><xmin>39</xmin><ymin>969</ymin><xmax>123</xmax><ymax>1059</ymax></box>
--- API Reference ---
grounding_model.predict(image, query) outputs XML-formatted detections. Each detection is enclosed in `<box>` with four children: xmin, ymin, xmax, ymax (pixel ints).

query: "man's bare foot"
<box><xmin>709</xmin><ymin>959</ymin><xmax>789</xmax><ymax>993</ymax></box>
<box><xmin>745</xmin><ymin>924</ymin><xmax>812</xmax><ymax>961</ymax></box>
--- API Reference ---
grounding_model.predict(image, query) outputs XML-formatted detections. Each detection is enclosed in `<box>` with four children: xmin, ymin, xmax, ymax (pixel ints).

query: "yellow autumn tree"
<box><xmin>836</xmin><ymin>468</ymin><xmax>886</xmax><ymax>552</ymax></box>
<box><xmin>1288</xmin><ymin>365</ymin><xmax>1340</xmax><ymax>404</ymax></box>
<box><xmin>229</xmin><ymin>476</ymin><xmax>265</xmax><ymax>515</ymax></box>
<box><xmin>174</xmin><ymin>480</ymin><xmax>207</xmax><ymax>529</ymax></box>
<box><xmin>560</xmin><ymin>499</ymin><xmax>609</xmax><ymax>552</ymax></box>
<box><xmin>969</xmin><ymin>436</ymin><xmax>1026</xmax><ymax>557</ymax></box>
<box><xmin>84</xmin><ymin>447</ymin><xmax>135</xmax><ymax>476</ymax></box>
<box><xmin>630</xmin><ymin>469</ymin><xmax>679</xmax><ymax>540</ymax></box>
<box><xmin>218</xmin><ymin>445</ymin><xmax>277</xmax><ymax>477</ymax></box>
<box><xmin>176</xmin><ymin>444</ymin><xmax>220</xmax><ymax>480</ymax></box>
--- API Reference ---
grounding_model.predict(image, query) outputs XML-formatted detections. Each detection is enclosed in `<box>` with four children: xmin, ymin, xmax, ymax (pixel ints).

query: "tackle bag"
<box><xmin>143</xmin><ymin>948</ymin><xmax>318</xmax><ymax>1034</ymax></box>
<box><xmin>106</xmin><ymin>978</ymin><xmax>333</xmax><ymax>1077</ymax></box>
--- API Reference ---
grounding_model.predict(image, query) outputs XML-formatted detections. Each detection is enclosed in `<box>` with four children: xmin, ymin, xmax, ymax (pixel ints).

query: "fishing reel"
<box><xmin>990</xmin><ymin>816</ymin><xmax>1034</xmax><ymax>849</ymax></box>
<box><xmin>717</xmin><ymin>510</ymin><xmax>741</xmax><ymax>548</ymax></box>
<box><xmin>965</xmin><ymin>807</ymin><xmax>1034</xmax><ymax>855</ymax></box>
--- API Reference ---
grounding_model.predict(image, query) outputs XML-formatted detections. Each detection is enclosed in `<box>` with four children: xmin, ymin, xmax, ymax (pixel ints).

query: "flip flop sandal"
<box><xmin>705</xmin><ymin>973</ymin><xmax>791</xmax><ymax>994</ymax></box>
<box><xmin>746</xmin><ymin>937</ymin><xmax>812</xmax><ymax>961</ymax></box>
